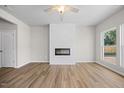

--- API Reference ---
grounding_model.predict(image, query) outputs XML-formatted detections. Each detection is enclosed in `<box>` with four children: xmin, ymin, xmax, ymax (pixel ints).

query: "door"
<box><xmin>1</xmin><ymin>31</ymin><xmax>16</xmax><ymax>67</ymax></box>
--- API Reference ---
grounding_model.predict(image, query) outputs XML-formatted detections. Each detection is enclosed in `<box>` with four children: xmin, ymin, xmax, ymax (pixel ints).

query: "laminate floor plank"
<box><xmin>0</xmin><ymin>63</ymin><xmax>124</xmax><ymax>88</ymax></box>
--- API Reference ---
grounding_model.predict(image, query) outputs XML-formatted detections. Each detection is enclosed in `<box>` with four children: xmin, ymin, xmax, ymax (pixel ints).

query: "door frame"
<box><xmin>0</xmin><ymin>30</ymin><xmax>17</xmax><ymax>68</ymax></box>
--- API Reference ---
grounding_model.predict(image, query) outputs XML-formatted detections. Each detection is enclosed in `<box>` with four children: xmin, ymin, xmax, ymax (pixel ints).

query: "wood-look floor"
<box><xmin>0</xmin><ymin>63</ymin><xmax>124</xmax><ymax>88</ymax></box>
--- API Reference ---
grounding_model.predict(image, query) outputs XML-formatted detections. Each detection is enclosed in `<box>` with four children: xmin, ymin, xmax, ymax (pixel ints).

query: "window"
<box><xmin>102</xmin><ymin>27</ymin><xmax>117</xmax><ymax>65</ymax></box>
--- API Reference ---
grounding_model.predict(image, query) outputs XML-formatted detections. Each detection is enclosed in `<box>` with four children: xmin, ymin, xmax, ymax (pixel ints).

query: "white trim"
<box><xmin>96</xmin><ymin>61</ymin><xmax>124</xmax><ymax>76</ymax></box>
<box><xmin>50</xmin><ymin>63</ymin><xmax>76</xmax><ymax>65</ymax></box>
<box><xmin>120</xmin><ymin>24</ymin><xmax>124</xmax><ymax>68</ymax></box>
<box><xmin>16</xmin><ymin>61</ymin><xmax>49</xmax><ymax>68</ymax></box>
<box><xmin>77</xmin><ymin>61</ymin><xmax>96</xmax><ymax>63</ymax></box>
<box><xmin>16</xmin><ymin>62</ymin><xmax>30</xmax><ymax>68</ymax></box>
<box><xmin>103</xmin><ymin>27</ymin><xmax>117</xmax><ymax>33</ymax></box>
<box><xmin>30</xmin><ymin>61</ymin><xmax>49</xmax><ymax>63</ymax></box>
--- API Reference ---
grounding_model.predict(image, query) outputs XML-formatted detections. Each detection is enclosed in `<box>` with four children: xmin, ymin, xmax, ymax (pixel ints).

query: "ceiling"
<box><xmin>0</xmin><ymin>5</ymin><xmax>123</xmax><ymax>26</ymax></box>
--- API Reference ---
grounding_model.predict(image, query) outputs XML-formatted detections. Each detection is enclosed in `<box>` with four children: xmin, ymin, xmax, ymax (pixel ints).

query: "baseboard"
<box><xmin>16</xmin><ymin>61</ymin><xmax>49</xmax><ymax>68</ymax></box>
<box><xmin>15</xmin><ymin>61</ymin><xmax>96</xmax><ymax>68</ymax></box>
<box><xmin>77</xmin><ymin>61</ymin><xmax>96</xmax><ymax>63</ymax></box>
<box><xmin>96</xmin><ymin>61</ymin><xmax>124</xmax><ymax>76</ymax></box>
<box><xmin>50</xmin><ymin>63</ymin><xmax>76</xmax><ymax>65</ymax></box>
<box><xmin>16</xmin><ymin>62</ymin><xmax>30</xmax><ymax>68</ymax></box>
<box><xmin>30</xmin><ymin>61</ymin><xmax>49</xmax><ymax>63</ymax></box>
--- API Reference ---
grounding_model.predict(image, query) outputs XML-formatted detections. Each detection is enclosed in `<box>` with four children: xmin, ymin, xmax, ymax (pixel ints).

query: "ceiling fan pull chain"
<box><xmin>59</xmin><ymin>14</ymin><xmax>64</xmax><ymax>22</ymax></box>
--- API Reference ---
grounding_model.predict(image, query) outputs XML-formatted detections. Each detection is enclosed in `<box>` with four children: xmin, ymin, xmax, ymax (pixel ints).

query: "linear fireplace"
<box><xmin>55</xmin><ymin>48</ymin><xmax>70</xmax><ymax>55</ymax></box>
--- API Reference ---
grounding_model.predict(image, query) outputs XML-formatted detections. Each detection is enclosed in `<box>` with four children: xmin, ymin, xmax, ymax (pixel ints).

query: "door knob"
<box><xmin>0</xmin><ymin>50</ymin><xmax>2</xmax><ymax>52</ymax></box>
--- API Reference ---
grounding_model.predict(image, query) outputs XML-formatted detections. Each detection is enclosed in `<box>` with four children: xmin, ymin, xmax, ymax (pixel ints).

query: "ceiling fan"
<box><xmin>3</xmin><ymin>5</ymin><xmax>14</xmax><ymax>11</ymax></box>
<box><xmin>44</xmin><ymin>5</ymin><xmax>79</xmax><ymax>21</ymax></box>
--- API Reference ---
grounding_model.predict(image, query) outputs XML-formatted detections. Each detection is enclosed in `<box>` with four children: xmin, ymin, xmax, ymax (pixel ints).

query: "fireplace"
<box><xmin>55</xmin><ymin>48</ymin><xmax>70</xmax><ymax>55</ymax></box>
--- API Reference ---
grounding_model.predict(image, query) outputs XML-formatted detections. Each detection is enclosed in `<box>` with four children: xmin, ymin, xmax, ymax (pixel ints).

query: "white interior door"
<box><xmin>1</xmin><ymin>31</ymin><xmax>16</xmax><ymax>67</ymax></box>
<box><xmin>0</xmin><ymin>32</ymin><xmax>2</xmax><ymax>67</ymax></box>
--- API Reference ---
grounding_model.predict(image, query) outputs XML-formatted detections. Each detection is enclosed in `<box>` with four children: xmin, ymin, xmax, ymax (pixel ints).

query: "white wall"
<box><xmin>31</xmin><ymin>26</ymin><xmax>49</xmax><ymax>62</ymax></box>
<box><xmin>0</xmin><ymin>19</ymin><xmax>17</xmax><ymax>30</ymax></box>
<box><xmin>96</xmin><ymin>8</ymin><xmax>124</xmax><ymax>62</ymax></box>
<box><xmin>0</xmin><ymin>8</ymin><xmax>31</xmax><ymax>68</ymax></box>
<box><xmin>76</xmin><ymin>25</ymin><xmax>96</xmax><ymax>62</ymax></box>
<box><xmin>17</xmin><ymin>25</ymin><xmax>31</xmax><ymax>67</ymax></box>
<box><xmin>30</xmin><ymin>25</ymin><xmax>96</xmax><ymax>63</ymax></box>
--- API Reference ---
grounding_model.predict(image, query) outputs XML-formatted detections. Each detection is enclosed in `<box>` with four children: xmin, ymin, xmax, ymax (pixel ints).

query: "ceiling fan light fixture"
<box><xmin>44</xmin><ymin>5</ymin><xmax>79</xmax><ymax>21</ymax></box>
<box><xmin>57</xmin><ymin>5</ymin><xmax>65</xmax><ymax>14</ymax></box>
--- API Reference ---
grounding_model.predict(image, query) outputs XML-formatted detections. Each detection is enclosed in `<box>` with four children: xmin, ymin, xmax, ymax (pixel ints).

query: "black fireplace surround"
<box><xmin>55</xmin><ymin>48</ymin><xmax>70</xmax><ymax>55</ymax></box>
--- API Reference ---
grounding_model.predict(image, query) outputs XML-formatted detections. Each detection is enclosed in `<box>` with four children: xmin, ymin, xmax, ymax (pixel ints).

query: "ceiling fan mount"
<box><xmin>44</xmin><ymin>5</ymin><xmax>79</xmax><ymax>21</ymax></box>
<box><xmin>44</xmin><ymin>5</ymin><xmax>79</xmax><ymax>14</ymax></box>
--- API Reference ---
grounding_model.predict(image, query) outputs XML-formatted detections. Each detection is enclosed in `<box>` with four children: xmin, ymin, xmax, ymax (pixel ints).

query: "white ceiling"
<box><xmin>0</xmin><ymin>5</ymin><xmax>123</xmax><ymax>26</ymax></box>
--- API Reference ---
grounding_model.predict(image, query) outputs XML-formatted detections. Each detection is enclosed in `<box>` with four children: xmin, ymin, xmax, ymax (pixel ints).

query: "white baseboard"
<box><xmin>50</xmin><ymin>63</ymin><xmax>76</xmax><ymax>65</ymax></box>
<box><xmin>16</xmin><ymin>62</ymin><xmax>30</xmax><ymax>68</ymax></box>
<box><xmin>96</xmin><ymin>61</ymin><xmax>124</xmax><ymax>76</ymax></box>
<box><xmin>31</xmin><ymin>61</ymin><xmax>49</xmax><ymax>63</ymax></box>
<box><xmin>16</xmin><ymin>61</ymin><xmax>49</xmax><ymax>68</ymax></box>
<box><xmin>16</xmin><ymin>61</ymin><xmax>96</xmax><ymax>68</ymax></box>
<box><xmin>77</xmin><ymin>61</ymin><xmax>96</xmax><ymax>63</ymax></box>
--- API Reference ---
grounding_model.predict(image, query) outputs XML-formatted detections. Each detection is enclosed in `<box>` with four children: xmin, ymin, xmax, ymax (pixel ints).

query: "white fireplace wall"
<box><xmin>50</xmin><ymin>24</ymin><xmax>76</xmax><ymax>64</ymax></box>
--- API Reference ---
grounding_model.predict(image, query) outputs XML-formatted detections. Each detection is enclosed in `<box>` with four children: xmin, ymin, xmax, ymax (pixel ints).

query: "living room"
<box><xmin>0</xmin><ymin>2</ymin><xmax>124</xmax><ymax>89</ymax></box>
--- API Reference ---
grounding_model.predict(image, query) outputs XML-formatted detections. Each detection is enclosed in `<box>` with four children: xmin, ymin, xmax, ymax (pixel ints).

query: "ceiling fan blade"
<box><xmin>3</xmin><ymin>5</ymin><xmax>14</xmax><ymax>11</ymax></box>
<box><xmin>44</xmin><ymin>5</ymin><xmax>79</xmax><ymax>14</ymax></box>
<box><xmin>69</xmin><ymin>6</ymin><xmax>79</xmax><ymax>13</ymax></box>
<box><xmin>44</xmin><ymin>7</ymin><xmax>53</xmax><ymax>12</ymax></box>
<box><xmin>44</xmin><ymin>6</ymin><xmax>58</xmax><ymax>12</ymax></box>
